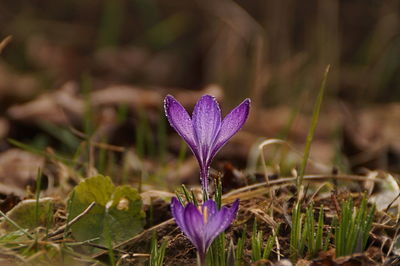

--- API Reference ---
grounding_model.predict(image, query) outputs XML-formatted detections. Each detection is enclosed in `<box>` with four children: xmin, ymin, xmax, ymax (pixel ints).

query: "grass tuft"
<box><xmin>234</xmin><ymin>226</ymin><xmax>246</xmax><ymax>266</ymax></box>
<box><xmin>251</xmin><ymin>220</ymin><xmax>277</xmax><ymax>264</ymax></box>
<box><xmin>334</xmin><ymin>195</ymin><xmax>375</xmax><ymax>257</ymax></box>
<box><xmin>290</xmin><ymin>203</ymin><xmax>326</xmax><ymax>261</ymax></box>
<box><xmin>150</xmin><ymin>233</ymin><xmax>167</xmax><ymax>266</ymax></box>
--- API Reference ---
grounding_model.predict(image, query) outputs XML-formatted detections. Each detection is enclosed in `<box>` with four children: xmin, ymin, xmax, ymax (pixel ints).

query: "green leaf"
<box><xmin>69</xmin><ymin>175</ymin><xmax>145</xmax><ymax>252</ymax></box>
<box><xmin>0</xmin><ymin>198</ymin><xmax>54</xmax><ymax>232</ymax></box>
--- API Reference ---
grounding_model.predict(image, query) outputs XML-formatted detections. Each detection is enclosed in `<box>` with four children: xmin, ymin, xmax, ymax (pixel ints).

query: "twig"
<box><xmin>84</xmin><ymin>242</ymin><xmax>126</xmax><ymax>254</ymax></box>
<box><xmin>0</xmin><ymin>250</ymin><xmax>26</xmax><ymax>263</ymax></box>
<box><xmin>331</xmin><ymin>191</ymin><xmax>341</xmax><ymax>217</ymax></box>
<box><xmin>387</xmin><ymin>225</ymin><xmax>400</xmax><ymax>257</ymax></box>
<box><xmin>92</xmin><ymin>218</ymin><xmax>174</xmax><ymax>259</ymax></box>
<box><xmin>69</xmin><ymin>126</ymin><xmax>125</xmax><ymax>152</ymax></box>
<box><xmin>0</xmin><ymin>36</ymin><xmax>12</xmax><ymax>54</ymax></box>
<box><xmin>48</xmin><ymin>201</ymin><xmax>96</xmax><ymax>238</ymax></box>
<box><xmin>273</xmin><ymin>226</ymin><xmax>280</xmax><ymax>261</ymax></box>
<box><xmin>384</xmin><ymin>192</ymin><xmax>400</xmax><ymax>213</ymax></box>
<box><xmin>307</xmin><ymin>182</ymin><xmax>329</xmax><ymax>205</ymax></box>
<box><xmin>223</xmin><ymin>174</ymin><xmax>385</xmax><ymax>198</ymax></box>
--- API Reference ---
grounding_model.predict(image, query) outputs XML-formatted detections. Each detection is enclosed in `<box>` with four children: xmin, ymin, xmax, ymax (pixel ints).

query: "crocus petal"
<box><xmin>204</xmin><ymin>199</ymin><xmax>239</xmax><ymax>248</ymax></box>
<box><xmin>164</xmin><ymin>95</ymin><xmax>198</xmax><ymax>155</ymax></box>
<box><xmin>211</xmin><ymin>99</ymin><xmax>250</xmax><ymax>159</ymax></box>
<box><xmin>202</xmin><ymin>199</ymin><xmax>218</xmax><ymax>219</ymax></box>
<box><xmin>183</xmin><ymin>203</ymin><xmax>206</xmax><ymax>255</ymax></box>
<box><xmin>192</xmin><ymin>95</ymin><xmax>222</xmax><ymax>163</ymax></box>
<box><xmin>171</xmin><ymin>198</ymin><xmax>191</xmax><ymax>238</ymax></box>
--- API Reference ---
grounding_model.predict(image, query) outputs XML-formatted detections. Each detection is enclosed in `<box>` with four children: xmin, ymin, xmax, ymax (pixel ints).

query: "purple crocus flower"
<box><xmin>171</xmin><ymin>197</ymin><xmax>239</xmax><ymax>265</ymax></box>
<box><xmin>164</xmin><ymin>95</ymin><xmax>250</xmax><ymax>194</ymax></box>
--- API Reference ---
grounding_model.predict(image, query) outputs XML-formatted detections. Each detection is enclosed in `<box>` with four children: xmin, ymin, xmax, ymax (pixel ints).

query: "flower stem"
<box><xmin>200</xmin><ymin>168</ymin><xmax>209</xmax><ymax>200</ymax></box>
<box><xmin>197</xmin><ymin>252</ymin><xmax>206</xmax><ymax>266</ymax></box>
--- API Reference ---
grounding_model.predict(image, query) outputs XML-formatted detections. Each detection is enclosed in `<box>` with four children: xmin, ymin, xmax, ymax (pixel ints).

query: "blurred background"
<box><xmin>0</xmin><ymin>0</ymin><xmax>400</xmax><ymax>194</ymax></box>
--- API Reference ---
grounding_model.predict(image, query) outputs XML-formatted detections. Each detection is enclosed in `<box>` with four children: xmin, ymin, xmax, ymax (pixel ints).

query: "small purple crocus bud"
<box><xmin>164</xmin><ymin>95</ymin><xmax>250</xmax><ymax>195</ymax></box>
<box><xmin>171</xmin><ymin>197</ymin><xmax>239</xmax><ymax>266</ymax></box>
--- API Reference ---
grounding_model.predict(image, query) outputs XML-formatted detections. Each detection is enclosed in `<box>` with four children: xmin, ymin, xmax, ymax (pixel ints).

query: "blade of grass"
<box><xmin>8</xmin><ymin>139</ymin><xmax>73</xmax><ymax>166</ymax></box>
<box><xmin>297</xmin><ymin>65</ymin><xmax>330</xmax><ymax>190</ymax></box>
<box><xmin>181</xmin><ymin>184</ymin><xmax>192</xmax><ymax>203</ymax></box>
<box><xmin>98</xmin><ymin>0</ymin><xmax>124</xmax><ymax>47</ymax></box>
<box><xmin>215</xmin><ymin>177</ymin><xmax>222</xmax><ymax>209</ymax></box>
<box><xmin>177</xmin><ymin>140</ymin><xmax>187</xmax><ymax>166</ymax></box>
<box><xmin>117</xmin><ymin>103</ymin><xmax>129</xmax><ymax>123</ymax></box>
<box><xmin>97</xmin><ymin>137</ymin><xmax>108</xmax><ymax>174</ymax></box>
<box><xmin>0</xmin><ymin>210</ymin><xmax>33</xmax><ymax>239</ymax></box>
<box><xmin>150</xmin><ymin>232</ymin><xmax>167</xmax><ymax>266</ymax></box>
<box><xmin>136</xmin><ymin>108</ymin><xmax>146</xmax><ymax>159</ymax></box>
<box><xmin>227</xmin><ymin>239</ymin><xmax>235</xmax><ymax>266</ymax></box>
<box><xmin>38</xmin><ymin>122</ymin><xmax>80</xmax><ymax>152</ymax></box>
<box><xmin>34</xmin><ymin>168</ymin><xmax>42</xmax><ymax>228</ymax></box>
<box><xmin>63</xmin><ymin>191</ymin><xmax>75</xmax><ymax>240</ymax></box>
<box><xmin>191</xmin><ymin>190</ymin><xmax>199</xmax><ymax>207</ymax></box>
<box><xmin>263</xmin><ymin>234</ymin><xmax>275</xmax><ymax>260</ymax></box>
<box><xmin>315</xmin><ymin>205</ymin><xmax>324</xmax><ymax>253</ymax></box>
<box><xmin>157</xmin><ymin>110</ymin><xmax>167</xmax><ymax>163</ymax></box>
<box><xmin>289</xmin><ymin>203</ymin><xmax>299</xmax><ymax>261</ymax></box>
<box><xmin>82</xmin><ymin>74</ymin><xmax>94</xmax><ymax>137</ymax></box>
<box><xmin>44</xmin><ymin>202</ymin><xmax>53</xmax><ymax>239</ymax></box>
<box><xmin>334</xmin><ymin>195</ymin><xmax>375</xmax><ymax>257</ymax></box>
<box><xmin>121</xmin><ymin>151</ymin><xmax>130</xmax><ymax>185</ymax></box>
<box><xmin>234</xmin><ymin>226</ymin><xmax>246</xmax><ymax>266</ymax></box>
<box><xmin>251</xmin><ymin>220</ymin><xmax>261</xmax><ymax>262</ymax></box>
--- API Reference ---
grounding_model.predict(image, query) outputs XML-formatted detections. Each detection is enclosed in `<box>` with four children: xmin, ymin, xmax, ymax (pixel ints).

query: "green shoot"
<box><xmin>290</xmin><ymin>203</ymin><xmax>325</xmax><ymax>261</ymax></box>
<box><xmin>251</xmin><ymin>220</ymin><xmax>261</xmax><ymax>262</ymax></box>
<box><xmin>206</xmin><ymin>177</ymin><xmax>226</xmax><ymax>266</ymax></box>
<box><xmin>304</xmin><ymin>205</ymin><xmax>325</xmax><ymax>258</ymax></box>
<box><xmin>214</xmin><ymin>177</ymin><xmax>223</xmax><ymax>209</ymax></box>
<box><xmin>191</xmin><ymin>190</ymin><xmax>199</xmax><ymax>207</ymax></box>
<box><xmin>334</xmin><ymin>195</ymin><xmax>375</xmax><ymax>257</ymax></box>
<box><xmin>178</xmin><ymin>184</ymin><xmax>199</xmax><ymax>207</ymax></box>
<box><xmin>180</xmin><ymin>184</ymin><xmax>192</xmax><ymax>203</ymax></box>
<box><xmin>234</xmin><ymin>226</ymin><xmax>246</xmax><ymax>266</ymax></box>
<box><xmin>175</xmin><ymin>193</ymin><xmax>184</xmax><ymax>206</ymax></box>
<box><xmin>207</xmin><ymin>233</ymin><xmax>226</xmax><ymax>266</ymax></box>
<box><xmin>289</xmin><ymin>203</ymin><xmax>304</xmax><ymax>262</ymax></box>
<box><xmin>227</xmin><ymin>239</ymin><xmax>235</xmax><ymax>266</ymax></box>
<box><xmin>150</xmin><ymin>233</ymin><xmax>167</xmax><ymax>266</ymax></box>
<box><xmin>251</xmin><ymin>220</ymin><xmax>277</xmax><ymax>264</ymax></box>
<box><xmin>297</xmin><ymin>65</ymin><xmax>330</xmax><ymax>190</ymax></box>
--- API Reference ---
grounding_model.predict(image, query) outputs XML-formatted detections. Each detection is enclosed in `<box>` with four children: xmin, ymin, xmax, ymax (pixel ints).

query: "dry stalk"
<box><xmin>48</xmin><ymin>201</ymin><xmax>96</xmax><ymax>238</ymax></box>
